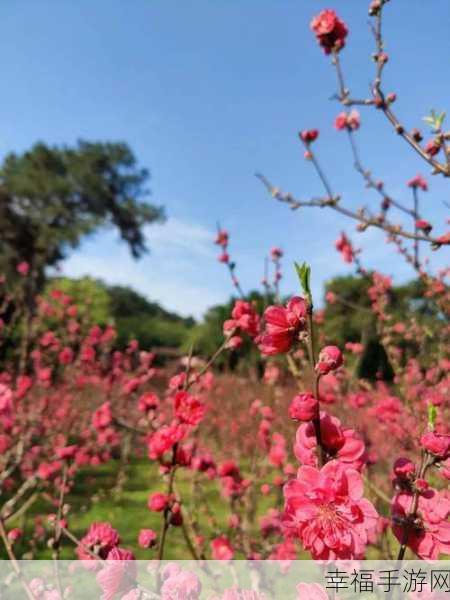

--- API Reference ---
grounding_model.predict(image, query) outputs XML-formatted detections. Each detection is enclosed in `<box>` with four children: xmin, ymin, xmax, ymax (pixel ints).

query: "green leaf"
<box><xmin>436</xmin><ymin>111</ymin><xmax>446</xmax><ymax>129</ymax></box>
<box><xmin>294</xmin><ymin>261</ymin><xmax>312</xmax><ymax>302</ymax></box>
<box><xmin>423</xmin><ymin>109</ymin><xmax>446</xmax><ymax>131</ymax></box>
<box><xmin>427</xmin><ymin>404</ymin><xmax>437</xmax><ymax>431</ymax></box>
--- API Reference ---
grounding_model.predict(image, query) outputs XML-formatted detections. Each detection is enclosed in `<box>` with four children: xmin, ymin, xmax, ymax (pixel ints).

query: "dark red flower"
<box><xmin>310</xmin><ymin>10</ymin><xmax>348</xmax><ymax>55</ymax></box>
<box><xmin>259</xmin><ymin>297</ymin><xmax>307</xmax><ymax>355</ymax></box>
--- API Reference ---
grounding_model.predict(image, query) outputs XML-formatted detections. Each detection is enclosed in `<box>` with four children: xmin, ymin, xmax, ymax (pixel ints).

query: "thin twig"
<box><xmin>256</xmin><ymin>172</ymin><xmax>449</xmax><ymax>246</ymax></box>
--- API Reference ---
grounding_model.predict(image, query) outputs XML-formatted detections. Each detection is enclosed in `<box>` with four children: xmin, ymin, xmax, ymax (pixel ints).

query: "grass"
<box><xmin>5</xmin><ymin>457</ymin><xmax>237</xmax><ymax>560</ymax></box>
<box><xmin>5</xmin><ymin>456</ymin><xmax>439</xmax><ymax>562</ymax></box>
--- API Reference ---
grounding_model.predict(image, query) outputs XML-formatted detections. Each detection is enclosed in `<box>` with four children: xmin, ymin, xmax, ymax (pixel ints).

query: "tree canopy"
<box><xmin>45</xmin><ymin>277</ymin><xmax>195</xmax><ymax>351</ymax></box>
<box><xmin>0</xmin><ymin>140</ymin><xmax>164</xmax><ymax>281</ymax></box>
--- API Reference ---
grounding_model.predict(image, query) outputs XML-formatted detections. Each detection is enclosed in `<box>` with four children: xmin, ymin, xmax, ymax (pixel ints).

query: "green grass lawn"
<box><xmin>4</xmin><ymin>457</ymin><xmax>432</xmax><ymax>562</ymax></box>
<box><xmin>6</xmin><ymin>457</ymin><xmax>249</xmax><ymax>560</ymax></box>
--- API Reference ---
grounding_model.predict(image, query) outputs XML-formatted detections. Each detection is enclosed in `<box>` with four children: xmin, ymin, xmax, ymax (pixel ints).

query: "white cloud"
<box><xmin>59</xmin><ymin>218</ymin><xmax>224</xmax><ymax>319</ymax></box>
<box><xmin>147</xmin><ymin>218</ymin><xmax>216</xmax><ymax>259</ymax></box>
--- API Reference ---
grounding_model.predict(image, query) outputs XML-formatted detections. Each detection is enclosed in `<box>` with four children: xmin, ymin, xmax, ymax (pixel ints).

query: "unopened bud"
<box><xmin>411</xmin><ymin>128</ymin><xmax>423</xmax><ymax>142</ymax></box>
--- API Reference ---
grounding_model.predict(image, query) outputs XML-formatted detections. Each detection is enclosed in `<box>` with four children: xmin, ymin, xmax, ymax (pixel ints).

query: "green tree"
<box><xmin>0</xmin><ymin>140</ymin><xmax>164</xmax><ymax>370</ymax></box>
<box><xmin>322</xmin><ymin>274</ymin><xmax>446</xmax><ymax>380</ymax></box>
<box><xmin>0</xmin><ymin>140</ymin><xmax>164</xmax><ymax>282</ymax></box>
<box><xmin>43</xmin><ymin>279</ymin><xmax>195</xmax><ymax>352</ymax></box>
<box><xmin>45</xmin><ymin>277</ymin><xmax>111</xmax><ymax>324</ymax></box>
<box><xmin>107</xmin><ymin>285</ymin><xmax>194</xmax><ymax>350</ymax></box>
<box><xmin>322</xmin><ymin>275</ymin><xmax>373</xmax><ymax>347</ymax></box>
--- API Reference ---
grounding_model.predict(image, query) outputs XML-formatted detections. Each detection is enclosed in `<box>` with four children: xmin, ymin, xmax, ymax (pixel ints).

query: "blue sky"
<box><xmin>2</xmin><ymin>1</ymin><xmax>449</xmax><ymax>318</ymax></box>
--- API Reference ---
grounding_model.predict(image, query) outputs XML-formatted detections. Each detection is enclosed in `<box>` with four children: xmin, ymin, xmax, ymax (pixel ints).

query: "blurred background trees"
<box><xmin>0</xmin><ymin>139</ymin><xmax>165</xmax><ymax>370</ymax></box>
<box><xmin>0</xmin><ymin>140</ymin><xmax>164</xmax><ymax>285</ymax></box>
<box><xmin>45</xmin><ymin>277</ymin><xmax>194</xmax><ymax>354</ymax></box>
<box><xmin>0</xmin><ymin>139</ymin><xmax>443</xmax><ymax>377</ymax></box>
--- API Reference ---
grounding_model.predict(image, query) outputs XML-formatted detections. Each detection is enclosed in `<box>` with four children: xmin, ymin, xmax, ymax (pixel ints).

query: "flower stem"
<box><xmin>305</xmin><ymin>305</ymin><xmax>325</xmax><ymax>467</ymax></box>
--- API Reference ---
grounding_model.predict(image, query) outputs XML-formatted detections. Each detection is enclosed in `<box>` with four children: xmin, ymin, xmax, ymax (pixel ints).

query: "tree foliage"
<box><xmin>0</xmin><ymin>140</ymin><xmax>165</xmax><ymax>281</ymax></box>
<box><xmin>45</xmin><ymin>277</ymin><xmax>194</xmax><ymax>351</ymax></box>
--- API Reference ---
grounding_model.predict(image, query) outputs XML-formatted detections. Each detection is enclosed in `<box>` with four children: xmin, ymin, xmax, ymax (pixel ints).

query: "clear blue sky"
<box><xmin>2</xmin><ymin>1</ymin><xmax>449</xmax><ymax>318</ymax></box>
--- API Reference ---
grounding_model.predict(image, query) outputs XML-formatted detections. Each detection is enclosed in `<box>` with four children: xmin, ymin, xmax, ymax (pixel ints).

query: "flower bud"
<box><xmin>138</xmin><ymin>529</ymin><xmax>157</xmax><ymax>549</ymax></box>
<box><xmin>420</xmin><ymin>432</ymin><xmax>450</xmax><ymax>459</ymax></box>
<box><xmin>148</xmin><ymin>492</ymin><xmax>170</xmax><ymax>512</ymax></box>
<box><xmin>7</xmin><ymin>528</ymin><xmax>22</xmax><ymax>544</ymax></box>
<box><xmin>415</xmin><ymin>219</ymin><xmax>432</xmax><ymax>234</ymax></box>
<box><xmin>374</xmin><ymin>96</ymin><xmax>384</xmax><ymax>109</ymax></box>
<box><xmin>368</xmin><ymin>0</ymin><xmax>382</xmax><ymax>16</ymax></box>
<box><xmin>316</xmin><ymin>346</ymin><xmax>343</xmax><ymax>375</ymax></box>
<box><xmin>425</xmin><ymin>139</ymin><xmax>441</xmax><ymax>156</ymax></box>
<box><xmin>299</xmin><ymin>129</ymin><xmax>319</xmax><ymax>143</ymax></box>
<box><xmin>414</xmin><ymin>478</ymin><xmax>429</xmax><ymax>493</ymax></box>
<box><xmin>226</xmin><ymin>335</ymin><xmax>243</xmax><ymax>350</ymax></box>
<box><xmin>288</xmin><ymin>393</ymin><xmax>318</xmax><ymax>421</ymax></box>
<box><xmin>393</xmin><ymin>457</ymin><xmax>416</xmax><ymax>479</ymax></box>
<box><xmin>411</xmin><ymin>128</ymin><xmax>423</xmax><ymax>142</ymax></box>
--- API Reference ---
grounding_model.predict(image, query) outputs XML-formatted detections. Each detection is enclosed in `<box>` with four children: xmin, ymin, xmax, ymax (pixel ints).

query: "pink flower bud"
<box><xmin>223</xmin><ymin>319</ymin><xmax>237</xmax><ymax>336</ymax></box>
<box><xmin>148</xmin><ymin>492</ymin><xmax>170</xmax><ymax>512</ymax></box>
<box><xmin>299</xmin><ymin>129</ymin><xmax>319</xmax><ymax>143</ymax></box>
<box><xmin>316</xmin><ymin>346</ymin><xmax>343</xmax><ymax>375</ymax></box>
<box><xmin>393</xmin><ymin>458</ymin><xmax>416</xmax><ymax>480</ymax></box>
<box><xmin>414</xmin><ymin>478</ymin><xmax>429</xmax><ymax>493</ymax></box>
<box><xmin>17</xmin><ymin>262</ymin><xmax>30</xmax><ymax>276</ymax></box>
<box><xmin>226</xmin><ymin>335</ymin><xmax>243</xmax><ymax>350</ymax></box>
<box><xmin>420</xmin><ymin>432</ymin><xmax>450</xmax><ymax>459</ymax></box>
<box><xmin>425</xmin><ymin>139</ymin><xmax>441</xmax><ymax>156</ymax></box>
<box><xmin>138</xmin><ymin>529</ymin><xmax>157</xmax><ymax>549</ymax></box>
<box><xmin>310</xmin><ymin>9</ymin><xmax>348</xmax><ymax>55</ymax></box>
<box><xmin>260</xmin><ymin>483</ymin><xmax>271</xmax><ymax>495</ymax></box>
<box><xmin>7</xmin><ymin>528</ymin><xmax>22</xmax><ymax>543</ymax></box>
<box><xmin>407</xmin><ymin>174</ymin><xmax>428</xmax><ymax>191</ymax></box>
<box><xmin>288</xmin><ymin>393</ymin><xmax>318</xmax><ymax>422</ymax></box>
<box><xmin>415</xmin><ymin>219</ymin><xmax>432</xmax><ymax>233</ymax></box>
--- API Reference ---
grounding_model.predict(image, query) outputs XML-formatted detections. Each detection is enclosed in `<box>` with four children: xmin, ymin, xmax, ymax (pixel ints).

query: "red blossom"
<box><xmin>138</xmin><ymin>529</ymin><xmax>157</xmax><ymax>548</ymax></box>
<box><xmin>295</xmin><ymin>412</ymin><xmax>367</xmax><ymax>471</ymax></box>
<box><xmin>334</xmin><ymin>110</ymin><xmax>360</xmax><ymax>131</ymax></box>
<box><xmin>258</xmin><ymin>296</ymin><xmax>307</xmax><ymax>355</ymax></box>
<box><xmin>316</xmin><ymin>345</ymin><xmax>343</xmax><ymax>375</ymax></box>
<box><xmin>210</xmin><ymin>535</ymin><xmax>234</xmax><ymax>560</ymax></box>
<box><xmin>415</xmin><ymin>219</ymin><xmax>432</xmax><ymax>234</ymax></box>
<box><xmin>392</xmin><ymin>489</ymin><xmax>450</xmax><ymax>560</ymax></box>
<box><xmin>231</xmin><ymin>300</ymin><xmax>260</xmax><ymax>338</ymax></box>
<box><xmin>335</xmin><ymin>232</ymin><xmax>355</xmax><ymax>263</ymax></box>
<box><xmin>77</xmin><ymin>522</ymin><xmax>120</xmax><ymax>561</ymax></box>
<box><xmin>407</xmin><ymin>174</ymin><xmax>428</xmax><ymax>191</ymax></box>
<box><xmin>148</xmin><ymin>492</ymin><xmax>171</xmax><ymax>512</ymax></box>
<box><xmin>310</xmin><ymin>9</ymin><xmax>348</xmax><ymax>55</ymax></box>
<box><xmin>173</xmin><ymin>390</ymin><xmax>205</xmax><ymax>426</ymax></box>
<box><xmin>147</xmin><ymin>423</ymin><xmax>186</xmax><ymax>460</ymax></box>
<box><xmin>299</xmin><ymin>129</ymin><xmax>319</xmax><ymax>143</ymax></box>
<box><xmin>420</xmin><ymin>432</ymin><xmax>450</xmax><ymax>459</ymax></box>
<box><xmin>288</xmin><ymin>393</ymin><xmax>318</xmax><ymax>422</ymax></box>
<box><xmin>214</xmin><ymin>229</ymin><xmax>229</xmax><ymax>247</ymax></box>
<box><xmin>283</xmin><ymin>460</ymin><xmax>379</xmax><ymax>559</ymax></box>
<box><xmin>137</xmin><ymin>392</ymin><xmax>159</xmax><ymax>413</ymax></box>
<box><xmin>16</xmin><ymin>261</ymin><xmax>30</xmax><ymax>276</ymax></box>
